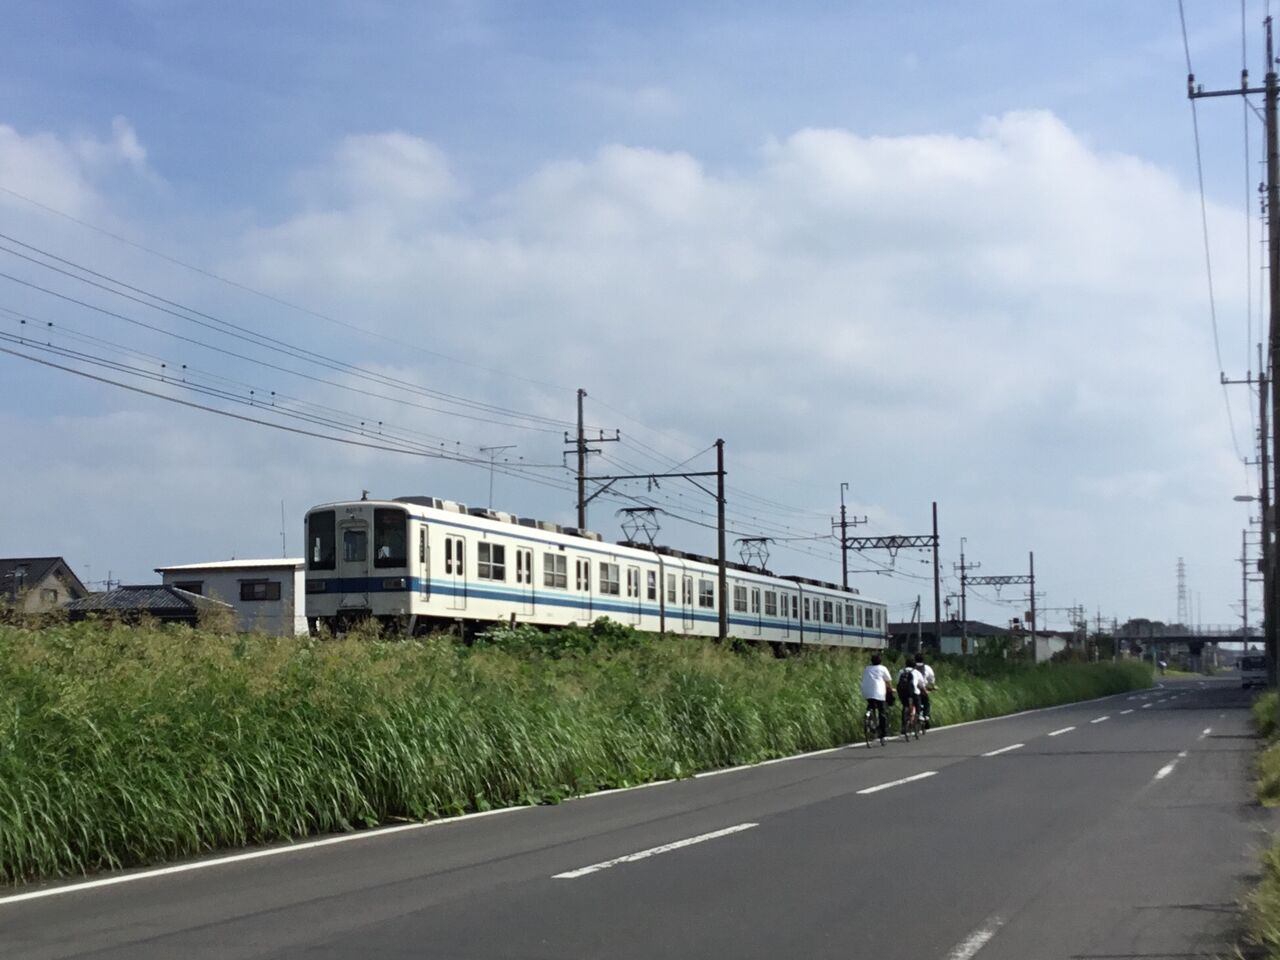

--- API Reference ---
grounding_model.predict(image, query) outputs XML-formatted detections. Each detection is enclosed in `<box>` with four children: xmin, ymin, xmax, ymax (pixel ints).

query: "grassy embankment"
<box><xmin>0</xmin><ymin>619</ymin><xmax>1151</xmax><ymax>886</ymax></box>
<box><xmin>1245</xmin><ymin>691</ymin><xmax>1280</xmax><ymax>958</ymax></box>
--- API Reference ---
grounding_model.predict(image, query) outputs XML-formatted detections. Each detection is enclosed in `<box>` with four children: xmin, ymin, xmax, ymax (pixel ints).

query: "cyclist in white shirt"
<box><xmin>860</xmin><ymin>653</ymin><xmax>893</xmax><ymax>741</ymax></box>
<box><xmin>914</xmin><ymin>653</ymin><xmax>937</xmax><ymax>727</ymax></box>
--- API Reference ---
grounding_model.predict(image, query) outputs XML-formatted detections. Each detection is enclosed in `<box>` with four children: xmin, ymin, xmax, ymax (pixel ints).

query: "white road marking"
<box><xmin>1120</xmin><ymin>709</ymin><xmax>1134</xmax><ymax>715</ymax></box>
<box><xmin>1199</xmin><ymin>727</ymin><xmax>1212</xmax><ymax>740</ymax></box>
<box><xmin>1154</xmin><ymin>751</ymin><xmax>1188</xmax><ymax>782</ymax></box>
<box><xmin>0</xmin><ymin>805</ymin><xmax>527</xmax><ymax>908</ymax></box>
<box><xmin>694</xmin><ymin>745</ymin><xmax>846</xmax><ymax>778</ymax></box>
<box><xmin>981</xmin><ymin>743</ymin><xmax>1024</xmax><ymax>757</ymax></box>
<box><xmin>1090</xmin><ymin>716</ymin><xmax>1110</xmax><ymax>724</ymax></box>
<box><xmin>945</xmin><ymin>914</ymin><xmax>1006</xmax><ymax>960</ymax></box>
<box><xmin>1156</xmin><ymin>698</ymin><xmax>1168</xmax><ymax>704</ymax></box>
<box><xmin>553</xmin><ymin>823</ymin><xmax>758</xmax><ymax>879</ymax></box>
<box><xmin>857</xmin><ymin>771</ymin><xmax>938</xmax><ymax>795</ymax></box>
<box><xmin>1047</xmin><ymin>726</ymin><xmax>1075</xmax><ymax>737</ymax></box>
<box><xmin>1142</xmin><ymin>703</ymin><xmax>1153</xmax><ymax>709</ymax></box>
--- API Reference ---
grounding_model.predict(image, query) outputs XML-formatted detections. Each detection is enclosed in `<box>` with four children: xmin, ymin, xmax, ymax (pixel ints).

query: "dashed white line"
<box><xmin>857</xmin><ymin>771</ymin><xmax>938</xmax><ymax>795</ymax></box>
<box><xmin>981</xmin><ymin>743</ymin><xmax>1025</xmax><ymax>757</ymax></box>
<box><xmin>1090</xmin><ymin>716</ymin><xmax>1110</xmax><ymax>724</ymax></box>
<box><xmin>1047</xmin><ymin>726</ymin><xmax>1075</xmax><ymax>737</ymax></box>
<box><xmin>1154</xmin><ymin>751</ymin><xmax>1188</xmax><ymax>782</ymax></box>
<box><xmin>945</xmin><ymin>914</ymin><xmax>1006</xmax><ymax>960</ymax></box>
<box><xmin>1120</xmin><ymin>709</ymin><xmax>1134</xmax><ymax>715</ymax></box>
<box><xmin>553</xmin><ymin>823</ymin><xmax>758</xmax><ymax>879</ymax></box>
<box><xmin>1199</xmin><ymin>727</ymin><xmax>1212</xmax><ymax>740</ymax></box>
<box><xmin>1141</xmin><ymin>703</ymin><xmax>1153</xmax><ymax>709</ymax></box>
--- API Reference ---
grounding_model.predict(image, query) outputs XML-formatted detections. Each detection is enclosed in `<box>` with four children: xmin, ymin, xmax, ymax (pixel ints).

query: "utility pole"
<box><xmin>1243</xmin><ymin>528</ymin><xmax>1251</xmax><ymax>641</ymax></box>
<box><xmin>1190</xmin><ymin>15</ymin><xmax>1279</xmax><ymax>696</ymax></box>
<box><xmin>1029</xmin><ymin>552</ymin><xmax>1037</xmax><ymax>662</ymax></box>
<box><xmin>955</xmin><ymin>539</ymin><xmax>979</xmax><ymax>654</ymax></box>
<box><xmin>833</xmin><ymin>482</ymin><xmax>868</xmax><ymax>590</ymax></box>
<box><xmin>933</xmin><ymin>503</ymin><xmax>942</xmax><ymax>654</ymax></box>
<box><xmin>564</xmin><ymin>389</ymin><xmax>620</xmax><ymax>529</ymax></box>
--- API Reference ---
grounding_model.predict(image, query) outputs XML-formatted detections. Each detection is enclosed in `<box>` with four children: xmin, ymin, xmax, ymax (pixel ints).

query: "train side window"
<box><xmin>626</xmin><ymin>566</ymin><xmax>639</xmax><ymax>598</ymax></box>
<box><xmin>875</xmin><ymin>609</ymin><xmax>882</xmax><ymax>629</ymax></box>
<box><xmin>444</xmin><ymin>538</ymin><xmax>453</xmax><ymax>574</ymax></box>
<box><xmin>600</xmin><ymin>562</ymin><xmax>620</xmax><ymax>596</ymax></box>
<box><xmin>576</xmin><ymin>559</ymin><xmax>590</xmax><ymax>591</ymax></box>
<box><xmin>516</xmin><ymin>549</ymin><xmax>533</xmax><ymax>585</ymax></box>
<box><xmin>822</xmin><ymin>600</ymin><xmax>833</xmax><ymax>623</ymax></box>
<box><xmin>803</xmin><ymin>597</ymin><xmax>810</xmax><ymax>620</ymax></box>
<box><xmin>765</xmin><ymin>591</ymin><xmax>777</xmax><ymax>616</ymax></box>
<box><xmin>698</xmin><ymin>579</ymin><xmax>715</xmax><ymax>608</ymax></box>
<box><xmin>667</xmin><ymin>573</ymin><xmax>677</xmax><ymax>602</ymax></box>
<box><xmin>373</xmin><ymin>508</ymin><xmax>407</xmax><ymax>567</ymax></box>
<box><xmin>419</xmin><ymin>528</ymin><xmax>426</xmax><ymax>564</ymax></box>
<box><xmin>791</xmin><ymin>595</ymin><xmax>799</xmax><ymax>619</ymax></box>
<box><xmin>477</xmin><ymin>542</ymin><xmax>506</xmax><ymax>581</ymax></box>
<box><xmin>543</xmin><ymin>552</ymin><xmax>567</xmax><ymax>588</ymax></box>
<box><xmin>733</xmin><ymin>585</ymin><xmax>747</xmax><ymax>613</ymax></box>
<box><xmin>856</xmin><ymin>606</ymin><xmax>864</xmax><ymax>627</ymax></box>
<box><xmin>647</xmin><ymin>570</ymin><xmax>657</xmax><ymax>601</ymax></box>
<box><xmin>750</xmin><ymin>589</ymin><xmax>760</xmax><ymax>615</ymax></box>
<box><xmin>681</xmin><ymin>576</ymin><xmax>693</xmax><ymax>605</ymax></box>
<box><xmin>308</xmin><ymin>511</ymin><xmax>336</xmax><ymax>570</ymax></box>
<box><xmin>845</xmin><ymin>603</ymin><xmax>855</xmax><ymax>625</ymax></box>
<box><xmin>835</xmin><ymin>603</ymin><xmax>843</xmax><ymax>625</ymax></box>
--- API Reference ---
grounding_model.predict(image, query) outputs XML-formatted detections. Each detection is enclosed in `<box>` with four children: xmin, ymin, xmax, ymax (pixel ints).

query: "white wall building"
<box><xmin>155</xmin><ymin>559</ymin><xmax>307</xmax><ymax>635</ymax></box>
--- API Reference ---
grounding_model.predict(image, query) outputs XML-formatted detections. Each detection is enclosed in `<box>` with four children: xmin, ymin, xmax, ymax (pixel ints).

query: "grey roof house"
<box><xmin>64</xmin><ymin>585</ymin><xmax>234</xmax><ymax>626</ymax></box>
<box><xmin>1</xmin><ymin>557</ymin><xmax>89</xmax><ymax>612</ymax></box>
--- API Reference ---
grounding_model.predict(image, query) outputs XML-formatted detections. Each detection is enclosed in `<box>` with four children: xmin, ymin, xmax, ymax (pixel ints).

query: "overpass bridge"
<box><xmin>1116</xmin><ymin>624</ymin><xmax>1261</xmax><ymax>645</ymax></box>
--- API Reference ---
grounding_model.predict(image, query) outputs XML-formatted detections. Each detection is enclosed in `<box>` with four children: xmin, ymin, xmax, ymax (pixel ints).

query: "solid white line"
<box><xmin>945</xmin><ymin>914</ymin><xmax>1006</xmax><ymax>960</ymax></box>
<box><xmin>857</xmin><ymin>771</ymin><xmax>937</xmax><ymax>794</ymax></box>
<box><xmin>568</xmin><ymin>778</ymin><xmax>675</xmax><ymax>799</ymax></box>
<box><xmin>1120</xmin><ymin>709</ymin><xmax>1134</xmax><ymax>715</ymax></box>
<box><xmin>693</xmin><ymin>744</ymin><xmax>846</xmax><ymax>778</ymax></box>
<box><xmin>981</xmin><ymin>743</ymin><xmax>1025</xmax><ymax>757</ymax></box>
<box><xmin>552</xmin><ymin>823</ymin><xmax>758</xmax><ymax>879</ymax></box>
<box><xmin>1090</xmin><ymin>716</ymin><xmax>1110</xmax><ymax>724</ymax></box>
<box><xmin>1047</xmin><ymin>726</ymin><xmax>1075</xmax><ymax>737</ymax></box>
<box><xmin>0</xmin><ymin>805</ymin><xmax>525</xmax><ymax>908</ymax></box>
<box><xmin>1199</xmin><ymin>727</ymin><xmax>1212</xmax><ymax>740</ymax></box>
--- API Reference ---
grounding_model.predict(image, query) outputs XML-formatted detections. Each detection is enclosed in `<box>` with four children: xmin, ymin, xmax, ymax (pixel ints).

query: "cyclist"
<box><xmin>860</xmin><ymin>653</ymin><xmax>893</xmax><ymax>742</ymax></box>
<box><xmin>914</xmin><ymin>652</ymin><xmax>936</xmax><ymax>727</ymax></box>
<box><xmin>896</xmin><ymin>659</ymin><xmax>924</xmax><ymax>736</ymax></box>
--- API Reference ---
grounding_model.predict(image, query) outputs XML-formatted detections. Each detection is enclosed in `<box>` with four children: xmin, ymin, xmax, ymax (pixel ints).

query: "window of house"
<box><xmin>240</xmin><ymin>579</ymin><xmax>281</xmax><ymax>601</ymax></box>
<box><xmin>647</xmin><ymin>570</ymin><xmax>657</xmax><ymax>601</ymax></box>
<box><xmin>699</xmin><ymin>579</ymin><xmax>715</xmax><ymax>608</ymax></box>
<box><xmin>543</xmin><ymin>553</ymin><xmax>567</xmax><ymax>588</ymax></box>
<box><xmin>40</xmin><ymin>588</ymin><xmax>58</xmax><ymax>604</ymax></box>
<box><xmin>477</xmin><ymin>543</ymin><xmax>506</xmax><ymax>581</ymax></box>
<box><xmin>765</xmin><ymin>591</ymin><xmax>777</xmax><ymax>616</ymax></box>
<box><xmin>733</xmin><ymin>585</ymin><xmax>748</xmax><ymax>613</ymax></box>
<box><xmin>600</xmin><ymin>562</ymin><xmax>620</xmax><ymax>596</ymax></box>
<box><xmin>308</xmin><ymin>511</ymin><xmax>336</xmax><ymax>570</ymax></box>
<box><xmin>373</xmin><ymin>508</ymin><xmax>407</xmax><ymax>567</ymax></box>
<box><xmin>174</xmin><ymin>581</ymin><xmax>204</xmax><ymax>595</ymax></box>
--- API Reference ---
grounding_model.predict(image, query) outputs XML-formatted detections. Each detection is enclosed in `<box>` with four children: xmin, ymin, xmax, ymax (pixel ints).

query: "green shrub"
<box><xmin>0</xmin><ymin>622</ymin><xmax>1149</xmax><ymax>885</ymax></box>
<box><xmin>1254</xmin><ymin>691</ymin><xmax>1279</xmax><ymax>742</ymax></box>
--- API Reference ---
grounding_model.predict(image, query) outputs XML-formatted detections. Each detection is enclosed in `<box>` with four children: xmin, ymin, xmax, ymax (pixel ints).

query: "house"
<box><xmin>888</xmin><ymin>619</ymin><xmax>1015</xmax><ymax>655</ymax></box>
<box><xmin>154</xmin><ymin>559</ymin><xmax>307</xmax><ymax>635</ymax></box>
<box><xmin>0</xmin><ymin>557</ymin><xmax>89</xmax><ymax>612</ymax></box>
<box><xmin>64</xmin><ymin>584</ymin><xmax>233</xmax><ymax>626</ymax></box>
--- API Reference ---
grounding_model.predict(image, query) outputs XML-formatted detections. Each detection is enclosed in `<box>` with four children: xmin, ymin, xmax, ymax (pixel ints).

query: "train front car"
<box><xmin>304</xmin><ymin>500</ymin><xmax>417</xmax><ymax>633</ymax></box>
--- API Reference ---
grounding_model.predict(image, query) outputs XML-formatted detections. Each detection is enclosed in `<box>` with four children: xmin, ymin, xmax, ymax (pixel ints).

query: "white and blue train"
<box><xmin>304</xmin><ymin>495</ymin><xmax>887</xmax><ymax>649</ymax></box>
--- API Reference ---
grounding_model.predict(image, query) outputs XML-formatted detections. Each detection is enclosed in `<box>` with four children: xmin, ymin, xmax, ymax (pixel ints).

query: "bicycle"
<box><xmin>901</xmin><ymin>700</ymin><xmax>922</xmax><ymax>742</ymax></box>
<box><xmin>863</xmin><ymin>703</ymin><xmax>885</xmax><ymax>747</ymax></box>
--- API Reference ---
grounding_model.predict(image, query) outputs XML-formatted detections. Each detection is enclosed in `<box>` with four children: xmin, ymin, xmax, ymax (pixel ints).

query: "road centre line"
<box><xmin>1199</xmin><ymin>727</ymin><xmax>1212</xmax><ymax>740</ymax></box>
<box><xmin>1047</xmin><ymin>726</ymin><xmax>1075</xmax><ymax>737</ymax></box>
<box><xmin>857</xmin><ymin>771</ymin><xmax>938</xmax><ymax>795</ymax></box>
<box><xmin>1142</xmin><ymin>703</ymin><xmax>1153</xmax><ymax>709</ymax></box>
<box><xmin>552</xmin><ymin>823</ymin><xmax>758</xmax><ymax>879</ymax></box>
<box><xmin>1120</xmin><ymin>709</ymin><xmax>1134</xmax><ymax>715</ymax></box>
<box><xmin>1154</xmin><ymin>751</ymin><xmax>1188</xmax><ymax>782</ymax></box>
<box><xmin>945</xmin><ymin>913</ymin><xmax>1006</xmax><ymax>960</ymax></box>
<box><xmin>1090</xmin><ymin>716</ymin><xmax>1110</xmax><ymax>724</ymax></box>
<box><xmin>981</xmin><ymin>743</ymin><xmax>1024</xmax><ymax>757</ymax></box>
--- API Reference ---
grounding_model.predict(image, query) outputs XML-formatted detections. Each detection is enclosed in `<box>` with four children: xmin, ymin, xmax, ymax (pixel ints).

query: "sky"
<box><xmin>0</xmin><ymin>0</ymin><xmax>1267</xmax><ymax>632</ymax></box>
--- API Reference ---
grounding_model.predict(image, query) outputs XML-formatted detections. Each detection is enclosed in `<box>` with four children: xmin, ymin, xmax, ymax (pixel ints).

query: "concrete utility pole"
<box><xmin>1190</xmin><ymin>19</ymin><xmax>1279</xmax><ymax>695</ymax></box>
<box><xmin>564</xmin><ymin>388</ymin><xmax>619</xmax><ymax>530</ymax></box>
<box><xmin>955</xmin><ymin>539</ymin><xmax>979</xmax><ymax>655</ymax></box>
<box><xmin>934</xmin><ymin>503</ymin><xmax>943</xmax><ymax>658</ymax></box>
<box><xmin>833</xmin><ymin>482</ymin><xmax>867</xmax><ymax>590</ymax></box>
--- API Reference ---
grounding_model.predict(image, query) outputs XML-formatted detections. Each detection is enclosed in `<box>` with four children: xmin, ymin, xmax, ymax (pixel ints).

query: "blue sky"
<box><xmin>0</xmin><ymin>1</ymin><xmax>1266</xmax><ymax>631</ymax></box>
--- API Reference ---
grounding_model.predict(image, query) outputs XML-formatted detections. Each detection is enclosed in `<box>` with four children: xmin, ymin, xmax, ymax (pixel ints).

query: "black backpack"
<box><xmin>896</xmin><ymin>668</ymin><xmax>916</xmax><ymax>699</ymax></box>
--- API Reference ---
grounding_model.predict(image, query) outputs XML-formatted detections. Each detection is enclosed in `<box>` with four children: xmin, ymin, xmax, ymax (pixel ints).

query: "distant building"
<box><xmin>64</xmin><ymin>584</ymin><xmax>233</xmax><ymax>626</ymax></box>
<box><xmin>0</xmin><ymin>557</ymin><xmax>89</xmax><ymax>612</ymax></box>
<box><xmin>155</xmin><ymin>559</ymin><xmax>307</xmax><ymax>635</ymax></box>
<box><xmin>888</xmin><ymin>619</ymin><xmax>1013</xmax><ymax>655</ymax></box>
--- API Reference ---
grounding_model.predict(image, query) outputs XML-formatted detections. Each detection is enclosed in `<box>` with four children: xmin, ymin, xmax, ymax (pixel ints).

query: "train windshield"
<box><xmin>308</xmin><ymin>511</ymin><xmax>335</xmax><ymax>570</ymax></box>
<box><xmin>374</xmin><ymin>508</ymin><xmax>408</xmax><ymax>567</ymax></box>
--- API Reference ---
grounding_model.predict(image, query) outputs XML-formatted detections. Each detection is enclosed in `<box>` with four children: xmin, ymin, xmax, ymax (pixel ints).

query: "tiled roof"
<box><xmin>65</xmin><ymin>585</ymin><xmax>233</xmax><ymax>613</ymax></box>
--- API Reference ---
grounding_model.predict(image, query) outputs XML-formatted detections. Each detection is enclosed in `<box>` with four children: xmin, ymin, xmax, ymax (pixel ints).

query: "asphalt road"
<box><xmin>2</xmin><ymin>677</ymin><xmax>1273</xmax><ymax>960</ymax></box>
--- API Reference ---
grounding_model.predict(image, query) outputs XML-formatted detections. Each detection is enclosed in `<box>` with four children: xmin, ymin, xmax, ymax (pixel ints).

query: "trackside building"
<box><xmin>155</xmin><ymin>559</ymin><xmax>307</xmax><ymax>635</ymax></box>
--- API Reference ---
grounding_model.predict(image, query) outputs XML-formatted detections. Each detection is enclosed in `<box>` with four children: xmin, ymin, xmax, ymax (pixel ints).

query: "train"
<box><xmin>303</xmin><ymin>495</ymin><xmax>888</xmax><ymax>649</ymax></box>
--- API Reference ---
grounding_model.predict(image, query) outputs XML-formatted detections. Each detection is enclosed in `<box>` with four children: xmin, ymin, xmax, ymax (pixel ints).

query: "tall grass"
<box><xmin>1247</xmin><ymin>691</ymin><xmax>1280</xmax><ymax>958</ymax></box>
<box><xmin>0</xmin><ymin>621</ymin><xmax>1150</xmax><ymax>885</ymax></box>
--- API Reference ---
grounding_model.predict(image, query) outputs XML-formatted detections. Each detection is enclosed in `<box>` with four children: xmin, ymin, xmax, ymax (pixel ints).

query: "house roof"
<box><xmin>888</xmin><ymin>620</ymin><xmax>1013</xmax><ymax>637</ymax></box>
<box><xmin>64</xmin><ymin>585</ymin><xmax>233</xmax><ymax>614</ymax></box>
<box><xmin>1</xmin><ymin>556</ymin><xmax>88</xmax><ymax>597</ymax></box>
<box><xmin>155</xmin><ymin>558</ymin><xmax>304</xmax><ymax>573</ymax></box>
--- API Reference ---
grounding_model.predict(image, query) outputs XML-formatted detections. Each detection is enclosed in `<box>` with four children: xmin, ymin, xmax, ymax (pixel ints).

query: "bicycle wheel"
<box><xmin>863</xmin><ymin>711</ymin><xmax>874</xmax><ymax>748</ymax></box>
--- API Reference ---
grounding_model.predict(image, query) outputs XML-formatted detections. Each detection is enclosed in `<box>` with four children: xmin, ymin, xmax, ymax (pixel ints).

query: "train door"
<box><xmin>575</xmin><ymin>558</ymin><xmax>592</xmax><ymax>620</ymax></box>
<box><xmin>444</xmin><ymin>535</ymin><xmax>467</xmax><ymax>610</ymax></box>
<box><xmin>418</xmin><ymin>525</ymin><xmax>430</xmax><ymax>599</ymax></box>
<box><xmin>780</xmin><ymin>591</ymin><xmax>791</xmax><ymax>639</ymax></box>
<box><xmin>681</xmin><ymin>574</ymin><xmax>694</xmax><ymax>631</ymax></box>
<box><xmin>515</xmin><ymin>547</ymin><xmax>534</xmax><ymax>615</ymax></box>
<box><xmin>751</xmin><ymin>587</ymin><xmax>762</xmax><ymax>636</ymax></box>
<box><xmin>337</xmin><ymin>515</ymin><xmax>370</xmax><ymax>611</ymax></box>
<box><xmin>626</xmin><ymin>565</ymin><xmax>642</xmax><ymax>625</ymax></box>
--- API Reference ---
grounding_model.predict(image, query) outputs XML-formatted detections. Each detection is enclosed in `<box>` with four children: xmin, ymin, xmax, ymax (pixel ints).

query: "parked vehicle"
<box><xmin>1241</xmin><ymin>654</ymin><xmax>1267</xmax><ymax>689</ymax></box>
